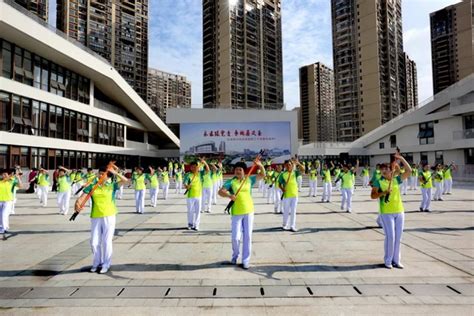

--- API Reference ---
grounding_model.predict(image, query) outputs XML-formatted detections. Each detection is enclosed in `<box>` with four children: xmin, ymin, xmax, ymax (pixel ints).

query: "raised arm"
<box><xmin>110</xmin><ymin>169</ymin><xmax>128</xmax><ymax>186</ymax></box>
<box><xmin>395</xmin><ymin>153</ymin><xmax>411</xmax><ymax>181</ymax></box>
<box><xmin>200</xmin><ymin>157</ymin><xmax>210</xmax><ymax>173</ymax></box>
<box><xmin>255</xmin><ymin>160</ymin><xmax>266</xmax><ymax>181</ymax></box>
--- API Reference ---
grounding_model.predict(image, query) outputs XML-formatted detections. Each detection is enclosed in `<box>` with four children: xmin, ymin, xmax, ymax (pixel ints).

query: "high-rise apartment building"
<box><xmin>403</xmin><ymin>53</ymin><xmax>418</xmax><ymax>112</ymax></box>
<box><xmin>13</xmin><ymin>0</ymin><xmax>48</xmax><ymax>21</ymax></box>
<box><xmin>430</xmin><ymin>1</ymin><xmax>473</xmax><ymax>94</ymax></box>
<box><xmin>202</xmin><ymin>0</ymin><xmax>284</xmax><ymax>109</ymax></box>
<box><xmin>299</xmin><ymin>62</ymin><xmax>337</xmax><ymax>143</ymax></box>
<box><xmin>331</xmin><ymin>0</ymin><xmax>415</xmax><ymax>142</ymax></box>
<box><xmin>147</xmin><ymin>68</ymin><xmax>191</xmax><ymax>124</ymax></box>
<box><xmin>56</xmin><ymin>0</ymin><xmax>148</xmax><ymax>100</ymax></box>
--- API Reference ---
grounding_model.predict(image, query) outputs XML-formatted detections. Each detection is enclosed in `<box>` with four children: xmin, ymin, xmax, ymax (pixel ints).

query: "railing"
<box><xmin>3</xmin><ymin>0</ymin><xmax>112</xmax><ymax>66</ymax></box>
<box><xmin>453</xmin><ymin>129</ymin><xmax>474</xmax><ymax>140</ymax></box>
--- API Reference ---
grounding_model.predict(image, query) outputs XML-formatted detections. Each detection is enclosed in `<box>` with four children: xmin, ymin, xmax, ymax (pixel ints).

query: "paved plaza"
<box><xmin>0</xmin><ymin>182</ymin><xmax>473</xmax><ymax>315</ymax></box>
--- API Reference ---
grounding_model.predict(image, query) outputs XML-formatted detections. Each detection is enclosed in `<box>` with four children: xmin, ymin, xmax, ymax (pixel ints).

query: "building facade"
<box><xmin>430</xmin><ymin>1</ymin><xmax>474</xmax><ymax>94</ymax></box>
<box><xmin>56</xmin><ymin>0</ymin><xmax>148</xmax><ymax>101</ymax></box>
<box><xmin>0</xmin><ymin>0</ymin><xmax>178</xmax><ymax>170</ymax></box>
<box><xmin>331</xmin><ymin>0</ymin><xmax>416</xmax><ymax>142</ymax></box>
<box><xmin>403</xmin><ymin>53</ymin><xmax>418</xmax><ymax>112</ymax></box>
<box><xmin>202</xmin><ymin>0</ymin><xmax>284</xmax><ymax>109</ymax></box>
<box><xmin>299</xmin><ymin>62</ymin><xmax>337</xmax><ymax>144</ymax></box>
<box><xmin>13</xmin><ymin>0</ymin><xmax>47</xmax><ymax>21</ymax></box>
<box><xmin>147</xmin><ymin>68</ymin><xmax>191</xmax><ymax>124</ymax></box>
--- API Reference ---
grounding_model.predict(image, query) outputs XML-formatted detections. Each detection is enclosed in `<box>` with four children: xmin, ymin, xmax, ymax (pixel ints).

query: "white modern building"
<box><xmin>298</xmin><ymin>74</ymin><xmax>474</xmax><ymax>180</ymax></box>
<box><xmin>0</xmin><ymin>0</ymin><xmax>179</xmax><ymax>169</ymax></box>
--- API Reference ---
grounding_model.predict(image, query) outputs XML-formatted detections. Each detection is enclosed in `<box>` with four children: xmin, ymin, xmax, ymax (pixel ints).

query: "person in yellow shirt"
<box><xmin>371</xmin><ymin>153</ymin><xmax>411</xmax><ymax>269</ymax></box>
<box><xmin>159</xmin><ymin>167</ymin><xmax>170</xmax><ymax>200</ymax></box>
<box><xmin>419</xmin><ymin>164</ymin><xmax>433</xmax><ymax>212</ymax></box>
<box><xmin>184</xmin><ymin>158</ymin><xmax>209</xmax><ymax>231</ymax></box>
<box><xmin>219</xmin><ymin>160</ymin><xmax>265</xmax><ymax>269</ymax></box>
<box><xmin>36</xmin><ymin>168</ymin><xmax>50</xmax><ymax>207</ymax></box>
<box><xmin>0</xmin><ymin>168</ymin><xmax>22</xmax><ymax>239</ymax></box>
<box><xmin>174</xmin><ymin>167</ymin><xmax>183</xmax><ymax>194</ymax></box>
<box><xmin>56</xmin><ymin>166</ymin><xmax>72</xmax><ymax>215</ymax></box>
<box><xmin>133</xmin><ymin>167</ymin><xmax>146</xmax><ymax>214</ymax></box>
<box><xmin>147</xmin><ymin>166</ymin><xmax>159</xmax><ymax>207</ymax></box>
<box><xmin>278</xmin><ymin>159</ymin><xmax>305</xmax><ymax>232</ymax></box>
<box><xmin>80</xmin><ymin>166</ymin><xmax>128</xmax><ymax>274</ymax></box>
<box><xmin>442</xmin><ymin>162</ymin><xmax>456</xmax><ymax>195</ymax></box>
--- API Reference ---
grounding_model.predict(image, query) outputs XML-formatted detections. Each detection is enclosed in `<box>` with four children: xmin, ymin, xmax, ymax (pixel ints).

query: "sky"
<box><xmin>50</xmin><ymin>0</ymin><xmax>461</xmax><ymax>109</ymax></box>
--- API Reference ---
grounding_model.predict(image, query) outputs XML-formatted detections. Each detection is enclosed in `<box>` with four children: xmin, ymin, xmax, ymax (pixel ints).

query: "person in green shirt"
<box><xmin>201</xmin><ymin>162</ymin><xmax>214</xmax><ymax>213</ymax></box>
<box><xmin>0</xmin><ymin>168</ymin><xmax>21</xmax><ymax>238</ymax></box>
<box><xmin>337</xmin><ymin>160</ymin><xmax>359</xmax><ymax>213</ymax></box>
<box><xmin>56</xmin><ymin>166</ymin><xmax>72</xmax><ymax>215</ymax></box>
<box><xmin>148</xmin><ymin>166</ymin><xmax>160</xmax><ymax>207</ymax></box>
<box><xmin>371</xmin><ymin>153</ymin><xmax>411</xmax><ymax>269</ymax></box>
<box><xmin>133</xmin><ymin>167</ymin><xmax>147</xmax><ymax>214</ymax></box>
<box><xmin>184</xmin><ymin>158</ymin><xmax>209</xmax><ymax>231</ymax></box>
<box><xmin>361</xmin><ymin>165</ymin><xmax>370</xmax><ymax>188</ymax></box>
<box><xmin>308</xmin><ymin>167</ymin><xmax>318</xmax><ymax>197</ymax></box>
<box><xmin>272</xmin><ymin>164</ymin><xmax>284</xmax><ymax>213</ymax></box>
<box><xmin>321</xmin><ymin>163</ymin><xmax>332</xmax><ymax>203</ymax></box>
<box><xmin>409</xmin><ymin>163</ymin><xmax>419</xmax><ymax>190</ymax></box>
<box><xmin>81</xmin><ymin>166</ymin><xmax>128</xmax><ymax>274</ymax></box>
<box><xmin>174</xmin><ymin>167</ymin><xmax>183</xmax><ymax>194</ymax></box>
<box><xmin>278</xmin><ymin>159</ymin><xmax>305</xmax><ymax>232</ymax></box>
<box><xmin>36</xmin><ymin>168</ymin><xmax>50</xmax><ymax>207</ymax></box>
<box><xmin>211</xmin><ymin>162</ymin><xmax>221</xmax><ymax>205</ymax></box>
<box><xmin>72</xmin><ymin>169</ymin><xmax>85</xmax><ymax>195</ymax></box>
<box><xmin>159</xmin><ymin>167</ymin><xmax>170</xmax><ymax>200</ymax></box>
<box><xmin>433</xmin><ymin>164</ymin><xmax>445</xmax><ymax>201</ymax></box>
<box><xmin>333</xmin><ymin>166</ymin><xmax>342</xmax><ymax>191</ymax></box>
<box><xmin>218</xmin><ymin>160</ymin><xmax>265</xmax><ymax>269</ymax></box>
<box><xmin>419</xmin><ymin>163</ymin><xmax>433</xmax><ymax>212</ymax></box>
<box><xmin>442</xmin><ymin>162</ymin><xmax>456</xmax><ymax>195</ymax></box>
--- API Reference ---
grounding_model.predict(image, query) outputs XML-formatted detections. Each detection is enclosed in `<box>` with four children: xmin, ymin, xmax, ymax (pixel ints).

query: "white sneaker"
<box><xmin>393</xmin><ymin>263</ymin><xmax>404</xmax><ymax>269</ymax></box>
<box><xmin>90</xmin><ymin>266</ymin><xmax>98</xmax><ymax>273</ymax></box>
<box><xmin>99</xmin><ymin>267</ymin><xmax>109</xmax><ymax>274</ymax></box>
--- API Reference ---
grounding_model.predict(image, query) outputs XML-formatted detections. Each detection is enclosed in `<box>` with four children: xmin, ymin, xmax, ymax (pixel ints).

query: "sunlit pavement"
<box><xmin>0</xmin><ymin>183</ymin><xmax>473</xmax><ymax>314</ymax></box>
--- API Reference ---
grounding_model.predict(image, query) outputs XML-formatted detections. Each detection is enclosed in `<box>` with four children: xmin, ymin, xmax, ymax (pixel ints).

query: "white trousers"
<box><xmin>161</xmin><ymin>183</ymin><xmax>169</xmax><ymax>200</ymax></box>
<box><xmin>308</xmin><ymin>179</ymin><xmax>317</xmax><ymax>196</ymax></box>
<box><xmin>401</xmin><ymin>179</ymin><xmax>408</xmax><ymax>195</ymax></box>
<box><xmin>90</xmin><ymin>215</ymin><xmax>116</xmax><ymax>269</ymax></box>
<box><xmin>341</xmin><ymin>188</ymin><xmax>353</xmax><ymax>211</ymax></box>
<box><xmin>381</xmin><ymin>213</ymin><xmax>404</xmax><ymax>266</ymax></box>
<box><xmin>282</xmin><ymin>197</ymin><xmax>298</xmax><ymax>229</ymax></box>
<box><xmin>257</xmin><ymin>179</ymin><xmax>264</xmax><ymax>192</ymax></box>
<box><xmin>37</xmin><ymin>186</ymin><xmax>49</xmax><ymax>206</ymax></box>
<box><xmin>0</xmin><ymin>201</ymin><xmax>12</xmax><ymax>233</ymax></box>
<box><xmin>149</xmin><ymin>188</ymin><xmax>158</xmax><ymax>207</ymax></box>
<box><xmin>231</xmin><ymin>213</ymin><xmax>254</xmax><ymax>266</ymax></box>
<box><xmin>186</xmin><ymin>197</ymin><xmax>201</xmax><ymax>229</ymax></box>
<box><xmin>322</xmin><ymin>182</ymin><xmax>332</xmax><ymax>202</ymax></box>
<box><xmin>266</xmin><ymin>185</ymin><xmax>274</xmax><ymax>203</ymax></box>
<box><xmin>175</xmin><ymin>180</ymin><xmax>183</xmax><ymax>194</ymax></box>
<box><xmin>273</xmin><ymin>188</ymin><xmax>282</xmax><ymax>213</ymax></box>
<box><xmin>434</xmin><ymin>182</ymin><xmax>443</xmax><ymax>200</ymax></box>
<box><xmin>116</xmin><ymin>186</ymin><xmax>124</xmax><ymax>200</ymax></box>
<box><xmin>362</xmin><ymin>176</ymin><xmax>370</xmax><ymax>188</ymax></box>
<box><xmin>10</xmin><ymin>192</ymin><xmax>16</xmax><ymax>215</ymax></box>
<box><xmin>410</xmin><ymin>176</ymin><xmax>418</xmax><ymax>190</ymax></box>
<box><xmin>202</xmin><ymin>187</ymin><xmax>212</xmax><ymax>212</ymax></box>
<box><xmin>57</xmin><ymin>190</ymin><xmax>71</xmax><ymax>215</ymax></box>
<box><xmin>135</xmin><ymin>189</ymin><xmax>145</xmax><ymax>213</ymax></box>
<box><xmin>263</xmin><ymin>183</ymin><xmax>271</xmax><ymax>198</ymax></box>
<box><xmin>420</xmin><ymin>188</ymin><xmax>432</xmax><ymax>211</ymax></box>
<box><xmin>443</xmin><ymin>179</ymin><xmax>452</xmax><ymax>194</ymax></box>
<box><xmin>335</xmin><ymin>180</ymin><xmax>341</xmax><ymax>191</ymax></box>
<box><xmin>212</xmin><ymin>182</ymin><xmax>218</xmax><ymax>204</ymax></box>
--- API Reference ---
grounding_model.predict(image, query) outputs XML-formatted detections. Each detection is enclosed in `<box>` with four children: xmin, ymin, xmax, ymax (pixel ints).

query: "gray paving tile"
<box><xmin>71</xmin><ymin>286</ymin><xmax>124</xmax><ymax>298</ymax></box>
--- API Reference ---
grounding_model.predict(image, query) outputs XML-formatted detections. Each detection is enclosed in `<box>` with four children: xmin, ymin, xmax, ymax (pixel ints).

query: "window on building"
<box><xmin>379</xmin><ymin>142</ymin><xmax>385</xmax><ymax>149</ymax></box>
<box><xmin>1</xmin><ymin>41</ymin><xmax>12</xmax><ymax>79</ymax></box>
<box><xmin>465</xmin><ymin>148</ymin><xmax>474</xmax><ymax>165</ymax></box>
<box><xmin>390</xmin><ymin>135</ymin><xmax>397</xmax><ymax>148</ymax></box>
<box><xmin>33</xmin><ymin>55</ymin><xmax>41</xmax><ymax>88</ymax></box>
<box><xmin>40</xmin><ymin>58</ymin><xmax>49</xmax><ymax>91</ymax></box>
<box><xmin>32</xmin><ymin>101</ymin><xmax>39</xmax><ymax>135</ymax></box>
<box><xmin>418</xmin><ymin>122</ymin><xmax>434</xmax><ymax>145</ymax></box>
<box><xmin>39</xmin><ymin>102</ymin><xmax>48</xmax><ymax>137</ymax></box>
<box><xmin>0</xmin><ymin>145</ymin><xmax>7</xmax><ymax>169</ymax></box>
<box><xmin>0</xmin><ymin>92</ymin><xmax>10</xmax><ymax>131</ymax></box>
<box><xmin>435</xmin><ymin>151</ymin><xmax>444</xmax><ymax>165</ymax></box>
<box><xmin>464</xmin><ymin>115</ymin><xmax>474</xmax><ymax>131</ymax></box>
<box><xmin>420</xmin><ymin>152</ymin><xmax>428</xmax><ymax>164</ymax></box>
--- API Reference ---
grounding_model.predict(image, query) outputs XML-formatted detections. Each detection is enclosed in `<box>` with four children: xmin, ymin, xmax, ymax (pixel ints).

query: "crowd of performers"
<box><xmin>0</xmin><ymin>154</ymin><xmax>457</xmax><ymax>272</ymax></box>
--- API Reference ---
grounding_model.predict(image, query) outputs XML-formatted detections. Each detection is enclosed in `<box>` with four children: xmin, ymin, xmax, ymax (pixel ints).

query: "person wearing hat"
<box><xmin>218</xmin><ymin>160</ymin><xmax>265</xmax><ymax>269</ymax></box>
<box><xmin>36</xmin><ymin>168</ymin><xmax>50</xmax><ymax>207</ymax></box>
<box><xmin>133</xmin><ymin>167</ymin><xmax>146</xmax><ymax>214</ymax></box>
<box><xmin>0</xmin><ymin>168</ymin><xmax>21</xmax><ymax>239</ymax></box>
<box><xmin>184</xmin><ymin>158</ymin><xmax>209</xmax><ymax>231</ymax></box>
<box><xmin>278</xmin><ymin>158</ymin><xmax>305</xmax><ymax>232</ymax></box>
<box><xmin>371</xmin><ymin>153</ymin><xmax>411</xmax><ymax>269</ymax></box>
<box><xmin>56</xmin><ymin>166</ymin><xmax>72</xmax><ymax>215</ymax></box>
<box><xmin>81</xmin><ymin>166</ymin><xmax>128</xmax><ymax>274</ymax></box>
